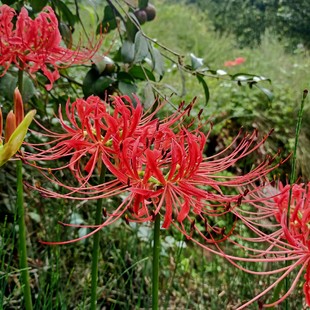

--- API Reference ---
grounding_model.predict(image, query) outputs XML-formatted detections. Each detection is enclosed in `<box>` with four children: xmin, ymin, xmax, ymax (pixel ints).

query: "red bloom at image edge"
<box><xmin>277</xmin><ymin>182</ymin><xmax>310</xmax><ymax>306</ymax></box>
<box><xmin>0</xmin><ymin>5</ymin><xmax>101</xmax><ymax>90</ymax></box>
<box><xmin>233</xmin><ymin>181</ymin><xmax>310</xmax><ymax>309</ymax></box>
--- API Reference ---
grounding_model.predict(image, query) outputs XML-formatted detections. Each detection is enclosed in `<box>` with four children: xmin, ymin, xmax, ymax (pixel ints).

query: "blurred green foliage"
<box><xmin>182</xmin><ymin>0</ymin><xmax>310</xmax><ymax>50</ymax></box>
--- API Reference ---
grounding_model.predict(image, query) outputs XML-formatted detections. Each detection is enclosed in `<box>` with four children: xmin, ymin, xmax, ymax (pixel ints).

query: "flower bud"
<box><xmin>14</xmin><ymin>87</ymin><xmax>24</xmax><ymax>126</ymax></box>
<box><xmin>5</xmin><ymin>111</ymin><xmax>16</xmax><ymax>142</ymax></box>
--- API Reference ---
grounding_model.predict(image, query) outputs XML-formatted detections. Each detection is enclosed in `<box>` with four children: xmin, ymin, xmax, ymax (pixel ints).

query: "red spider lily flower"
<box><xmin>113</xmin><ymin>127</ymin><xmax>279</xmax><ymax>232</ymax></box>
<box><xmin>0</xmin><ymin>5</ymin><xmax>101</xmax><ymax>90</ymax></box>
<box><xmin>213</xmin><ymin>181</ymin><xmax>310</xmax><ymax>309</ymax></box>
<box><xmin>23</xmin><ymin>95</ymin><xmax>190</xmax><ymax>189</ymax></box>
<box><xmin>24</xmin><ymin>96</ymin><xmax>282</xmax><ymax>247</ymax></box>
<box><xmin>275</xmin><ymin>182</ymin><xmax>310</xmax><ymax>307</ymax></box>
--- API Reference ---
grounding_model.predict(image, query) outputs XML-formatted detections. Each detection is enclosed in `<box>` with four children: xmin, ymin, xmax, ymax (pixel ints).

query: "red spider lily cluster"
<box><xmin>2</xmin><ymin>3</ymin><xmax>308</xmax><ymax>309</ymax></box>
<box><xmin>0</xmin><ymin>5</ymin><xmax>100</xmax><ymax>90</ymax></box>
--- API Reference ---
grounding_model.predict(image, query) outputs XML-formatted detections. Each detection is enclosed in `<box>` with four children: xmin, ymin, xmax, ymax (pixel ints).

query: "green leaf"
<box><xmin>128</xmin><ymin>65</ymin><xmax>156</xmax><ymax>81</ymax></box>
<box><xmin>134</xmin><ymin>31</ymin><xmax>149</xmax><ymax>63</ymax></box>
<box><xmin>83</xmin><ymin>67</ymin><xmax>115</xmax><ymax>98</ymax></box>
<box><xmin>97</xmin><ymin>5</ymin><xmax>118</xmax><ymax>34</ymax></box>
<box><xmin>82</xmin><ymin>67</ymin><xmax>100</xmax><ymax>98</ymax></box>
<box><xmin>162</xmin><ymin>83</ymin><xmax>179</xmax><ymax>96</ymax></box>
<box><xmin>149</xmin><ymin>46</ymin><xmax>165</xmax><ymax>78</ymax></box>
<box><xmin>22</xmin><ymin>76</ymin><xmax>36</xmax><ymax>103</ymax></box>
<box><xmin>117</xmin><ymin>72</ymin><xmax>135</xmax><ymax>84</ymax></box>
<box><xmin>143</xmin><ymin>83</ymin><xmax>155</xmax><ymax>109</ymax></box>
<box><xmin>56</xmin><ymin>1</ymin><xmax>78</xmax><ymax>28</ymax></box>
<box><xmin>121</xmin><ymin>41</ymin><xmax>135</xmax><ymax>63</ymax></box>
<box><xmin>196</xmin><ymin>75</ymin><xmax>209</xmax><ymax>105</ymax></box>
<box><xmin>255</xmin><ymin>85</ymin><xmax>274</xmax><ymax>102</ymax></box>
<box><xmin>126</xmin><ymin>12</ymin><xmax>139</xmax><ymax>42</ymax></box>
<box><xmin>0</xmin><ymin>73</ymin><xmax>17</xmax><ymax>101</ymax></box>
<box><xmin>118</xmin><ymin>81</ymin><xmax>138</xmax><ymax>96</ymax></box>
<box><xmin>59</xmin><ymin>22</ymin><xmax>72</xmax><ymax>48</ymax></box>
<box><xmin>1</xmin><ymin>0</ymin><xmax>16</xmax><ymax>4</ymax></box>
<box><xmin>94</xmin><ymin>76</ymin><xmax>115</xmax><ymax>95</ymax></box>
<box><xmin>0</xmin><ymin>73</ymin><xmax>35</xmax><ymax>102</ymax></box>
<box><xmin>0</xmin><ymin>110</ymin><xmax>36</xmax><ymax>168</ymax></box>
<box><xmin>190</xmin><ymin>53</ymin><xmax>204</xmax><ymax>70</ymax></box>
<box><xmin>30</xmin><ymin>0</ymin><xmax>48</xmax><ymax>12</ymax></box>
<box><xmin>139</xmin><ymin>0</ymin><xmax>149</xmax><ymax>9</ymax></box>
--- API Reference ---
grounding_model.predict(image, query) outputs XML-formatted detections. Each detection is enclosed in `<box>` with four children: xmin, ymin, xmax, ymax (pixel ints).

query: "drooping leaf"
<box><xmin>190</xmin><ymin>53</ymin><xmax>204</xmax><ymax>71</ymax></box>
<box><xmin>118</xmin><ymin>81</ymin><xmax>138</xmax><ymax>97</ymax></box>
<box><xmin>255</xmin><ymin>85</ymin><xmax>274</xmax><ymax>103</ymax></box>
<box><xmin>121</xmin><ymin>40</ymin><xmax>135</xmax><ymax>63</ymax></box>
<box><xmin>196</xmin><ymin>74</ymin><xmax>209</xmax><ymax>105</ymax></box>
<box><xmin>162</xmin><ymin>83</ymin><xmax>179</xmax><ymax>96</ymax></box>
<box><xmin>134</xmin><ymin>31</ymin><xmax>149</xmax><ymax>63</ymax></box>
<box><xmin>0</xmin><ymin>110</ymin><xmax>36</xmax><ymax>168</ymax></box>
<box><xmin>59</xmin><ymin>22</ymin><xmax>73</xmax><ymax>48</ymax></box>
<box><xmin>56</xmin><ymin>1</ymin><xmax>78</xmax><ymax>28</ymax></box>
<box><xmin>126</xmin><ymin>12</ymin><xmax>140</xmax><ymax>42</ymax></box>
<box><xmin>143</xmin><ymin>83</ymin><xmax>155</xmax><ymax>109</ymax></box>
<box><xmin>149</xmin><ymin>46</ymin><xmax>165</xmax><ymax>78</ymax></box>
<box><xmin>129</xmin><ymin>65</ymin><xmax>156</xmax><ymax>81</ymax></box>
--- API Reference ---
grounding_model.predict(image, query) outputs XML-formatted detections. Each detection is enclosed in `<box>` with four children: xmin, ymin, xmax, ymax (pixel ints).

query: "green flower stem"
<box><xmin>285</xmin><ymin>89</ymin><xmax>308</xmax><ymax>310</ymax></box>
<box><xmin>90</xmin><ymin>166</ymin><xmax>106</xmax><ymax>310</ymax></box>
<box><xmin>18</xmin><ymin>62</ymin><xmax>24</xmax><ymax>95</ymax></box>
<box><xmin>152</xmin><ymin>213</ymin><xmax>161</xmax><ymax>310</ymax></box>
<box><xmin>17</xmin><ymin>159</ymin><xmax>33</xmax><ymax>310</ymax></box>
<box><xmin>287</xmin><ymin>89</ymin><xmax>308</xmax><ymax>219</ymax></box>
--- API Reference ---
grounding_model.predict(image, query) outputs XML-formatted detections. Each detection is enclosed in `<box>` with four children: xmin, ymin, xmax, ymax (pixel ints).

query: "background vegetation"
<box><xmin>1</xmin><ymin>0</ymin><xmax>310</xmax><ymax>309</ymax></box>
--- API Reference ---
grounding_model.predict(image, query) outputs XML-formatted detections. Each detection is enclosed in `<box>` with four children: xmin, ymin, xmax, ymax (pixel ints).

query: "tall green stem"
<box><xmin>17</xmin><ymin>160</ymin><xmax>33</xmax><ymax>310</ymax></box>
<box><xmin>16</xmin><ymin>66</ymin><xmax>32</xmax><ymax>309</ymax></box>
<box><xmin>152</xmin><ymin>213</ymin><xmax>161</xmax><ymax>310</ymax></box>
<box><xmin>287</xmin><ymin>89</ymin><xmax>308</xmax><ymax>219</ymax></box>
<box><xmin>90</xmin><ymin>166</ymin><xmax>106</xmax><ymax>310</ymax></box>
<box><xmin>285</xmin><ymin>89</ymin><xmax>308</xmax><ymax>310</ymax></box>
